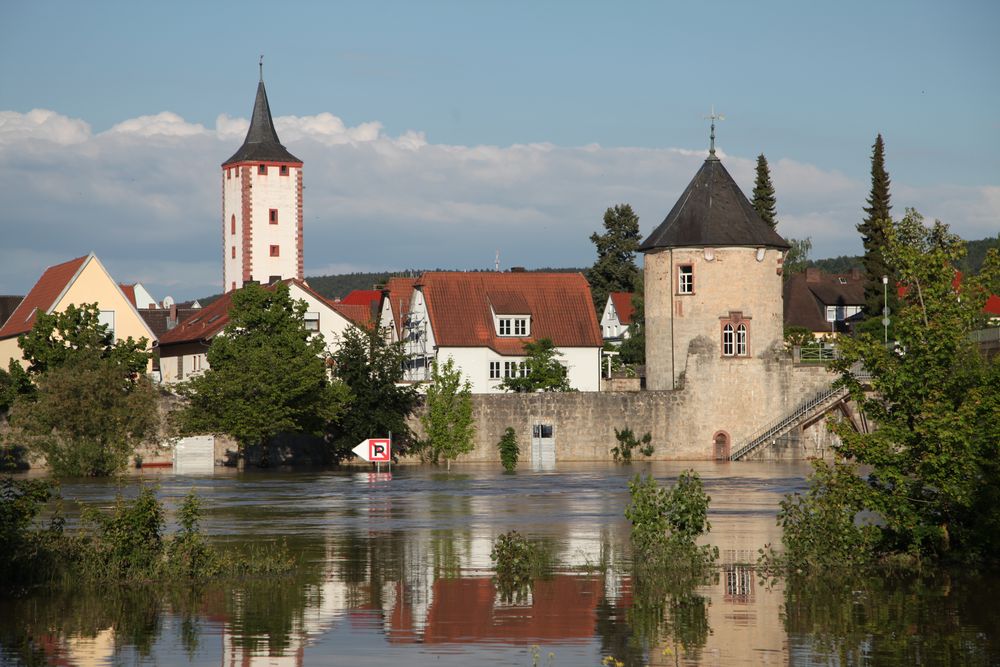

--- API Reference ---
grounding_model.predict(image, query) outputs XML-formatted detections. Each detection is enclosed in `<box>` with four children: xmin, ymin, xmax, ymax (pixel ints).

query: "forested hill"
<box><xmin>805</xmin><ymin>235</ymin><xmax>998</xmax><ymax>275</ymax></box>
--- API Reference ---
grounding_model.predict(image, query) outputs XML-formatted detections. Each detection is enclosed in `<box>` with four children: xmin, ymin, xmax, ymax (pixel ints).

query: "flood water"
<box><xmin>1</xmin><ymin>462</ymin><xmax>997</xmax><ymax>666</ymax></box>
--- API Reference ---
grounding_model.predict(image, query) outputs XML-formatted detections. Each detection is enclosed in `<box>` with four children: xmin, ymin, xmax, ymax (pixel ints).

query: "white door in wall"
<box><xmin>531</xmin><ymin>424</ymin><xmax>555</xmax><ymax>470</ymax></box>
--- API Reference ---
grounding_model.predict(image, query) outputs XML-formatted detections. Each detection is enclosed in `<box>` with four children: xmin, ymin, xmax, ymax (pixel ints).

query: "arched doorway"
<box><xmin>713</xmin><ymin>431</ymin><xmax>730</xmax><ymax>460</ymax></box>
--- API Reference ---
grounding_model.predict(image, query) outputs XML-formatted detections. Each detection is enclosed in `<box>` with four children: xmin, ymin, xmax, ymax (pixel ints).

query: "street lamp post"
<box><xmin>882</xmin><ymin>275</ymin><xmax>890</xmax><ymax>345</ymax></box>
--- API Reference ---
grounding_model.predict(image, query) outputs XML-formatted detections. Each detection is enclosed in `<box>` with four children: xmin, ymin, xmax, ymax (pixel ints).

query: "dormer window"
<box><xmin>498</xmin><ymin>316</ymin><xmax>529</xmax><ymax>337</ymax></box>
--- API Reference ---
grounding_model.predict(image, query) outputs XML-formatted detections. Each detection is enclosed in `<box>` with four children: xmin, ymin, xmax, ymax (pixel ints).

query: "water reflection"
<box><xmin>1</xmin><ymin>463</ymin><xmax>997</xmax><ymax>666</ymax></box>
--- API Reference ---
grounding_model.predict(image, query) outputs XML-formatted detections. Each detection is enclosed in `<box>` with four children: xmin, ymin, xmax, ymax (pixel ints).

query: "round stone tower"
<box><xmin>639</xmin><ymin>150</ymin><xmax>790</xmax><ymax>394</ymax></box>
<box><xmin>222</xmin><ymin>67</ymin><xmax>303</xmax><ymax>292</ymax></box>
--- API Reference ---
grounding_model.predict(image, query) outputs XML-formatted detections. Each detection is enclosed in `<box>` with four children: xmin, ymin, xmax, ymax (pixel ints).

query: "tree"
<box><xmin>497</xmin><ymin>427</ymin><xmax>519</xmax><ymax>472</ymax></box>
<box><xmin>0</xmin><ymin>361</ymin><xmax>32</xmax><ymax>415</ymax></box>
<box><xmin>330</xmin><ymin>324</ymin><xmax>418</xmax><ymax>460</ymax></box>
<box><xmin>618</xmin><ymin>283</ymin><xmax>645</xmax><ymax>365</ymax></box>
<box><xmin>420</xmin><ymin>358</ymin><xmax>475</xmax><ymax>470</ymax></box>
<box><xmin>178</xmin><ymin>283</ymin><xmax>347</xmax><ymax>461</ymax></box>
<box><xmin>587</xmin><ymin>204</ymin><xmax>642</xmax><ymax>313</ymax></box>
<box><xmin>752</xmin><ymin>154</ymin><xmax>778</xmax><ymax>230</ymax></box>
<box><xmin>784</xmin><ymin>237</ymin><xmax>812</xmax><ymax>279</ymax></box>
<box><xmin>18</xmin><ymin>303</ymin><xmax>149</xmax><ymax>379</ymax></box>
<box><xmin>780</xmin><ymin>210</ymin><xmax>1000</xmax><ymax>567</ymax></box>
<box><xmin>857</xmin><ymin>134</ymin><xmax>896</xmax><ymax>318</ymax></box>
<box><xmin>7</xmin><ymin>351</ymin><xmax>159</xmax><ymax>476</ymax></box>
<box><xmin>500</xmin><ymin>338</ymin><xmax>572</xmax><ymax>393</ymax></box>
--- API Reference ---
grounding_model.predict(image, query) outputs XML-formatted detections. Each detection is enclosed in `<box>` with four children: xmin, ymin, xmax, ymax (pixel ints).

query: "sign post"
<box><xmin>352</xmin><ymin>438</ymin><xmax>391</xmax><ymax>473</ymax></box>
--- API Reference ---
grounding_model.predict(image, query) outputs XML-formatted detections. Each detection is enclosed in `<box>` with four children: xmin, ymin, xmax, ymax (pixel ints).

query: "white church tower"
<box><xmin>222</xmin><ymin>63</ymin><xmax>303</xmax><ymax>292</ymax></box>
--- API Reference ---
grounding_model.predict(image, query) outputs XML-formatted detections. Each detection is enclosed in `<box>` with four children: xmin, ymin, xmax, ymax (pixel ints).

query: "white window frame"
<box><xmin>497</xmin><ymin>316</ymin><xmax>530</xmax><ymax>337</ymax></box>
<box><xmin>678</xmin><ymin>265</ymin><xmax>694</xmax><ymax>294</ymax></box>
<box><xmin>304</xmin><ymin>311</ymin><xmax>320</xmax><ymax>332</ymax></box>
<box><xmin>736</xmin><ymin>323</ymin><xmax>748</xmax><ymax>356</ymax></box>
<box><xmin>98</xmin><ymin>310</ymin><xmax>116</xmax><ymax>338</ymax></box>
<box><xmin>722</xmin><ymin>323</ymin><xmax>735</xmax><ymax>356</ymax></box>
<box><xmin>489</xmin><ymin>361</ymin><xmax>501</xmax><ymax>380</ymax></box>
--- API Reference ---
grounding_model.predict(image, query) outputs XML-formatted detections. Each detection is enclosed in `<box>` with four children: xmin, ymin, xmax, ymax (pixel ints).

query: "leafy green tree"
<box><xmin>178</xmin><ymin>283</ymin><xmax>348</xmax><ymax>461</ymax></box>
<box><xmin>752</xmin><ymin>154</ymin><xmax>778</xmax><ymax>230</ymax></box>
<box><xmin>420</xmin><ymin>358</ymin><xmax>475</xmax><ymax>470</ymax></box>
<box><xmin>8</xmin><ymin>351</ymin><xmax>159</xmax><ymax>476</ymax></box>
<box><xmin>587</xmin><ymin>204</ymin><xmax>642</xmax><ymax>313</ymax></box>
<box><xmin>0</xmin><ymin>360</ymin><xmax>32</xmax><ymax>415</ymax></box>
<box><xmin>857</xmin><ymin>134</ymin><xmax>896</xmax><ymax>317</ymax></box>
<box><xmin>784</xmin><ymin>237</ymin><xmax>812</xmax><ymax>279</ymax></box>
<box><xmin>780</xmin><ymin>210</ymin><xmax>1000</xmax><ymax>568</ymax></box>
<box><xmin>18</xmin><ymin>303</ymin><xmax>149</xmax><ymax>378</ymax></box>
<box><xmin>330</xmin><ymin>324</ymin><xmax>418</xmax><ymax>460</ymax></box>
<box><xmin>500</xmin><ymin>338</ymin><xmax>572</xmax><ymax>393</ymax></box>
<box><xmin>497</xmin><ymin>427</ymin><xmax>519</xmax><ymax>472</ymax></box>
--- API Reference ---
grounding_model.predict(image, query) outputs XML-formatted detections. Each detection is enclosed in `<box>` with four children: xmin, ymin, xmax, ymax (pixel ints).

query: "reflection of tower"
<box><xmin>222</xmin><ymin>62</ymin><xmax>304</xmax><ymax>293</ymax></box>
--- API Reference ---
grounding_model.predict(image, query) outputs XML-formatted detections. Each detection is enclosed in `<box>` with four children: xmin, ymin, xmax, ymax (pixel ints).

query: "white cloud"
<box><xmin>0</xmin><ymin>108</ymin><xmax>996</xmax><ymax>301</ymax></box>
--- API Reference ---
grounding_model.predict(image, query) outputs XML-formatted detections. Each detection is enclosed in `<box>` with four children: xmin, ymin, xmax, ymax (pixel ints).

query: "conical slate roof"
<box><xmin>639</xmin><ymin>156</ymin><xmax>789</xmax><ymax>251</ymax></box>
<box><xmin>223</xmin><ymin>80</ymin><xmax>301</xmax><ymax>166</ymax></box>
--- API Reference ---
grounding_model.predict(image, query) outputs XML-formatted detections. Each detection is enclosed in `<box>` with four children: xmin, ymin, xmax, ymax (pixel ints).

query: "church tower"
<box><xmin>222</xmin><ymin>65</ymin><xmax>303</xmax><ymax>292</ymax></box>
<box><xmin>639</xmin><ymin>123</ymin><xmax>790</xmax><ymax>393</ymax></box>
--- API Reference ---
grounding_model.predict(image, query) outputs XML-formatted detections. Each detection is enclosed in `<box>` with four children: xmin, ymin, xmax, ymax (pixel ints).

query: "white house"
<box><xmin>158</xmin><ymin>279</ymin><xmax>361</xmax><ymax>384</ymax></box>
<box><xmin>401</xmin><ymin>271</ymin><xmax>603</xmax><ymax>393</ymax></box>
<box><xmin>600</xmin><ymin>292</ymin><xmax>635</xmax><ymax>343</ymax></box>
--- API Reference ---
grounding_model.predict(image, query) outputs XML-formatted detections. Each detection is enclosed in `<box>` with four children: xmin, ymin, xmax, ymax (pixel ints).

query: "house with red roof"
<box><xmin>118</xmin><ymin>282</ymin><xmax>158</xmax><ymax>310</ymax></box>
<box><xmin>0</xmin><ymin>254</ymin><xmax>157</xmax><ymax>371</ymax></box>
<box><xmin>157</xmin><ymin>279</ymin><xmax>364</xmax><ymax>384</ymax></box>
<box><xmin>600</xmin><ymin>291</ymin><xmax>635</xmax><ymax>343</ymax></box>
<box><xmin>783</xmin><ymin>268</ymin><xmax>866</xmax><ymax>337</ymax></box>
<box><xmin>378</xmin><ymin>277</ymin><xmax>417</xmax><ymax>342</ymax></box>
<box><xmin>402</xmin><ymin>271</ymin><xmax>603</xmax><ymax>392</ymax></box>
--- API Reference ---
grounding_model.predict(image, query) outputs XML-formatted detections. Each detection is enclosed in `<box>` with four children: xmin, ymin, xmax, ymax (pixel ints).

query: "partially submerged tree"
<box><xmin>178</xmin><ymin>283</ymin><xmax>347</xmax><ymax>461</ymax></box>
<box><xmin>330</xmin><ymin>324</ymin><xmax>418</xmax><ymax>460</ymax></box>
<box><xmin>8</xmin><ymin>351</ymin><xmax>159</xmax><ymax>476</ymax></box>
<box><xmin>420</xmin><ymin>358</ymin><xmax>475</xmax><ymax>470</ymax></box>
<box><xmin>587</xmin><ymin>204</ymin><xmax>642</xmax><ymax>313</ymax></box>
<box><xmin>752</xmin><ymin>154</ymin><xmax>778</xmax><ymax>230</ymax></box>
<box><xmin>779</xmin><ymin>210</ymin><xmax>1000</xmax><ymax>568</ymax></box>
<box><xmin>500</xmin><ymin>338</ymin><xmax>572</xmax><ymax>393</ymax></box>
<box><xmin>497</xmin><ymin>427</ymin><xmax>519</xmax><ymax>472</ymax></box>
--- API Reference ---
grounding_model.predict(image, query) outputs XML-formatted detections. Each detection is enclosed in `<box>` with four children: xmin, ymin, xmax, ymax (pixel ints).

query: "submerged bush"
<box><xmin>490</xmin><ymin>530</ymin><xmax>552</xmax><ymax>603</ymax></box>
<box><xmin>625</xmin><ymin>471</ymin><xmax>714</xmax><ymax>558</ymax></box>
<box><xmin>497</xmin><ymin>427</ymin><xmax>519</xmax><ymax>472</ymax></box>
<box><xmin>611</xmin><ymin>427</ymin><xmax>653</xmax><ymax>463</ymax></box>
<box><xmin>0</xmin><ymin>477</ymin><xmax>68</xmax><ymax>590</ymax></box>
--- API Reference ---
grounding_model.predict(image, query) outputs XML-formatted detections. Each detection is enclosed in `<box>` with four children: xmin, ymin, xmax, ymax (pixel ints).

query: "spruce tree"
<box><xmin>857</xmin><ymin>134</ymin><xmax>894</xmax><ymax>318</ymax></box>
<box><xmin>587</xmin><ymin>204</ymin><xmax>642</xmax><ymax>313</ymax></box>
<box><xmin>752</xmin><ymin>154</ymin><xmax>778</xmax><ymax>230</ymax></box>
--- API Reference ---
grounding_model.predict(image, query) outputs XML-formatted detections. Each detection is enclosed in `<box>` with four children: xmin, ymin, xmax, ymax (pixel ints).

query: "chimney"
<box><xmin>850</xmin><ymin>268</ymin><xmax>863</xmax><ymax>280</ymax></box>
<box><xmin>806</xmin><ymin>267</ymin><xmax>821</xmax><ymax>283</ymax></box>
<box><xmin>167</xmin><ymin>304</ymin><xmax>178</xmax><ymax>330</ymax></box>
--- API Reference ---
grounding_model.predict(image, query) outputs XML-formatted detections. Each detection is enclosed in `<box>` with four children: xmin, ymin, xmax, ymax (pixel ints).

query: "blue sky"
<box><xmin>1</xmin><ymin>1</ymin><xmax>997</xmax><ymax>300</ymax></box>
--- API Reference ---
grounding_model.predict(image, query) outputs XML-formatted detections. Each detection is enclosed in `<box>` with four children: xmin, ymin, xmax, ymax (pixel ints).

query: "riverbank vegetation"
<box><xmin>769</xmin><ymin>211</ymin><xmax>1000</xmax><ymax>572</ymax></box>
<box><xmin>0</xmin><ymin>477</ymin><xmax>293</xmax><ymax>594</ymax></box>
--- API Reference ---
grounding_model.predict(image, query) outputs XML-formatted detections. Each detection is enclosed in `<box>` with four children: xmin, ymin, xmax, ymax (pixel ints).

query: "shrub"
<box><xmin>497</xmin><ymin>427</ymin><xmax>519</xmax><ymax>472</ymax></box>
<box><xmin>490</xmin><ymin>530</ymin><xmax>551</xmax><ymax>603</ymax></box>
<box><xmin>625</xmin><ymin>471</ymin><xmax>715</xmax><ymax>558</ymax></box>
<box><xmin>611</xmin><ymin>427</ymin><xmax>653</xmax><ymax>463</ymax></box>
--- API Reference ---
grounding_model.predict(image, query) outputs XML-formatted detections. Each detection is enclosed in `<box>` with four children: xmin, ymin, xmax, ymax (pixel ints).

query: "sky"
<box><xmin>1</xmin><ymin>0</ymin><xmax>998</xmax><ymax>301</ymax></box>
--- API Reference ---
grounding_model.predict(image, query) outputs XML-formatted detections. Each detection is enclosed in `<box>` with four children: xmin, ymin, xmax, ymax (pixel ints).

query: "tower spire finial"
<box><xmin>704</xmin><ymin>105</ymin><xmax>725</xmax><ymax>158</ymax></box>
<box><xmin>259</xmin><ymin>54</ymin><xmax>264</xmax><ymax>82</ymax></box>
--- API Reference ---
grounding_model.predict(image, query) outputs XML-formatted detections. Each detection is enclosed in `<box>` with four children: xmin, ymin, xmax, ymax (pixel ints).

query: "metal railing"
<box><xmin>793</xmin><ymin>344</ymin><xmax>839</xmax><ymax>364</ymax></box>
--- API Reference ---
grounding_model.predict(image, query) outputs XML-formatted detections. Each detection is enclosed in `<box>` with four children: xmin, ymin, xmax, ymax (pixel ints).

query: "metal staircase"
<box><xmin>728</xmin><ymin>383</ymin><xmax>849</xmax><ymax>461</ymax></box>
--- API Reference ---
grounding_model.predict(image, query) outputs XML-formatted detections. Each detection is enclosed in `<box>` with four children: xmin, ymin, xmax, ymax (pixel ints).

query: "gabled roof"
<box><xmin>0</xmin><ymin>296</ymin><xmax>24</xmax><ymax>330</ymax></box>
<box><xmin>119</xmin><ymin>283</ymin><xmax>137</xmax><ymax>307</ymax></box>
<box><xmin>382</xmin><ymin>277</ymin><xmax>417</xmax><ymax>337</ymax></box>
<box><xmin>340</xmin><ymin>289</ymin><xmax>382</xmax><ymax>307</ymax></box>
<box><xmin>417</xmin><ymin>272</ymin><xmax>603</xmax><ymax>355</ymax></box>
<box><xmin>0</xmin><ymin>255</ymin><xmax>89</xmax><ymax>339</ymax></box>
<box><xmin>330</xmin><ymin>302</ymin><xmax>373</xmax><ymax>328</ymax></box>
<box><xmin>783</xmin><ymin>269</ymin><xmax>866</xmax><ymax>333</ymax></box>
<box><xmin>609</xmin><ymin>292</ymin><xmax>635</xmax><ymax>325</ymax></box>
<box><xmin>222</xmin><ymin>79</ymin><xmax>302</xmax><ymax>166</ymax></box>
<box><xmin>138</xmin><ymin>307</ymin><xmax>202</xmax><ymax>340</ymax></box>
<box><xmin>639</xmin><ymin>157</ymin><xmax>790</xmax><ymax>251</ymax></box>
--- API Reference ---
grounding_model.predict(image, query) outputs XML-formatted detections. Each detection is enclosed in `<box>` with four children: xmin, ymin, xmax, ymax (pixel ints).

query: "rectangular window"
<box><xmin>304</xmin><ymin>312</ymin><xmax>320</xmax><ymax>332</ymax></box>
<box><xmin>98</xmin><ymin>310</ymin><xmax>116</xmax><ymax>338</ymax></box>
<box><xmin>231</xmin><ymin>216</ymin><xmax>236</xmax><ymax>234</ymax></box>
<box><xmin>231</xmin><ymin>246</ymin><xmax>236</xmax><ymax>259</ymax></box>
<box><xmin>489</xmin><ymin>361</ymin><xmax>501</xmax><ymax>380</ymax></box>
<box><xmin>227</xmin><ymin>168</ymin><xmax>231</xmax><ymax>180</ymax></box>
<box><xmin>231</xmin><ymin>281</ymin><xmax>236</xmax><ymax>291</ymax></box>
<box><xmin>826</xmin><ymin>306</ymin><xmax>838</xmax><ymax>322</ymax></box>
<box><xmin>513</xmin><ymin>318</ymin><xmax>527</xmax><ymax>336</ymax></box>
<box><xmin>269</xmin><ymin>208</ymin><xmax>278</xmax><ymax>224</ymax></box>
<box><xmin>504</xmin><ymin>361</ymin><xmax>518</xmax><ymax>378</ymax></box>
<box><xmin>279</xmin><ymin>165</ymin><xmax>289</xmax><ymax>176</ymax></box>
<box><xmin>499</xmin><ymin>318</ymin><xmax>511</xmax><ymax>336</ymax></box>
<box><xmin>270</xmin><ymin>245</ymin><xmax>280</xmax><ymax>257</ymax></box>
<box><xmin>258</xmin><ymin>164</ymin><xmax>267</xmax><ymax>175</ymax></box>
<box><xmin>498</xmin><ymin>317</ymin><xmax>529</xmax><ymax>336</ymax></box>
<box><xmin>678</xmin><ymin>265</ymin><xmax>694</xmax><ymax>294</ymax></box>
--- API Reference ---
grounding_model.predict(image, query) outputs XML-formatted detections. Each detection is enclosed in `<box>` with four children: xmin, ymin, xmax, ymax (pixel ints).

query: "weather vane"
<box><xmin>704</xmin><ymin>105</ymin><xmax>725</xmax><ymax>157</ymax></box>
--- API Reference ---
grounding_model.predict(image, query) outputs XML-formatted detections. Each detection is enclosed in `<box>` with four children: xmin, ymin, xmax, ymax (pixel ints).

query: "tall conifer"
<box><xmin>752</xmin><ymin>154</ymin><xmax>778</xmax><ymax>230</ymax></box>
<box><xmin>858</xmin><ymin>134</ymin><xmax>894</xmax><ymax>317</ymax></box>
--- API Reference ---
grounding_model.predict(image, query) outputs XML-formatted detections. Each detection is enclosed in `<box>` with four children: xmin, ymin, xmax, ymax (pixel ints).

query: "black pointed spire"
<box><xmin>223</xmin><ymin>65</ymin><xmax>301</xmax><ymax>166</ymax></box>
<box><xmin>639</xmin><ymin>156</ymin><xmax>790</xmax><ymax>251</ymax></box>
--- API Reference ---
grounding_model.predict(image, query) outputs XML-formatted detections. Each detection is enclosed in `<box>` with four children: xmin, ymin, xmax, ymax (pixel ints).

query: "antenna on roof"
<box><xmin>704</xmin><ymin>105</ymin><xmax>725</xmax><ymax>158</ymax></box>
<box><xmin>259</xmin><ymin>54</ymin><xmax>264</xmax><ymax>82</ymax></box>
<box><xmin>495</xmin><ymin>249</ymin><xmax>500</xmax><ymax>272</ymax></box>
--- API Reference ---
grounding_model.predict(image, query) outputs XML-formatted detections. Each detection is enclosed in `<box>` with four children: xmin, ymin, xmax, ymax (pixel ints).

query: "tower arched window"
<box><xmin>720</xmin><ymin>312</ymin><xmax>751</xmax><ymax>358</ymax></box>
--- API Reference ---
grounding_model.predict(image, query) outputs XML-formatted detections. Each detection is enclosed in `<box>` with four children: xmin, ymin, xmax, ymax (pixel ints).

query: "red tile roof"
<box><xmin>609</xmin><ymin>292</ymin><xmax>635</xmax><ymax>325</ymax></box>
<box><xmin>418</xmin><ymin>272</ymin><xmax>602</xmax><ymax>355</ymax></box>
<box><xmin>382</xmin><ymin>277</ymin><xmax>417</xmax><ymax>338</ymax></box>
<box><xmin>0</xmin><ymin>255</ymin><xmax>89</xmax><ymax>340</ymax></box>
<box><xmin>330</xmin><ymin>302</ymin><xmax>373</xmax><ymax>328</ymax></box>
<box><xmin>341</xmin><ymin>289</ymin><xmax>382</xmax><ymax>307</ymax></box>
<box><xmin>985</xmin><ymin>294</ymin><xmax>1000</xmax><ymax>316</ymax></box>
<box><xmin>118</xmin><ymin>283</ymin><xmax>137</xmax><ymax>307</ymax></box>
